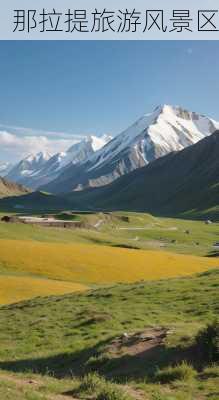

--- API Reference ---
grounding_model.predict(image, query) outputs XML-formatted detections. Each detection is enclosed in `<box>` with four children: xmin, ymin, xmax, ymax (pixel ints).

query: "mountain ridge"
<box><xmin>6</xmin><ymin>135</ymin><xmax>111</xmax><ymax>189</ymax></box>
<box><xmin>41</xmin><ymin>104</ymin><xmax>219</xmax><ymax>194</ymax></box>
<box><xmin>65</xmin><ymin>131</ymin><xmax>219</xmax><ymax>219</ymax></box>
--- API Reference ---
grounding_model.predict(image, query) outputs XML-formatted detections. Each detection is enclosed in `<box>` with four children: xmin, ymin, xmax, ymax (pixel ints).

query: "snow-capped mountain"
<box><xmin>55</xmin><ymin>135</ymin><xmax>112</xmax><ymax>172</ymax></box>
<box><xmin>68</xmin><ymin>131</ymin><xmax>219</xmax><ymax>217</ymax></box>
<box><xmin>25</xmin><ymin>135</ymin><xmax>112</xmax><ymax>189</ymax></box>
<box><xmin>7</xmin><ymin>135</ymin><xmax>111</xmax><ymax>189</ymax></box>
<box><xmin>0</xmin><ymin>162</ymin><xmax>13</xmax><ymax>177</ymax></box>
<box><xmin>7</xmin><ymin>151</ymin><xmax>52</xmax><ymax>186</ymax></box>
<box><xmin>41</xmin><ymin>105</ymin><xmax>219</xmax><ymax>194</ymax></box>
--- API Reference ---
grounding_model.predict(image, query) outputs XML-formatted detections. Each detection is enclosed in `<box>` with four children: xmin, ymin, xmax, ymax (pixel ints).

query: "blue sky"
<box><xmin>0</xmin><ymin>41</ymin><xmax>219</xmax><ymax>162</ymax></box>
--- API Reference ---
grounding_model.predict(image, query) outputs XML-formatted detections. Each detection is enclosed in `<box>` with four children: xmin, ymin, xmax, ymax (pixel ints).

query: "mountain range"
<box><xmin>39</xmin><ymin>104</ymin><xmax>219</xmax><ymax>193</ymax></box>
<box><xmin>67</xmin><ymin>131</ymin><xmax>219</xmax><ymax>219</ymax></box>
<box><xmin>6</xmin><ymin>135</ymin><xmax>111</xmax><ymax>189</ymax></box>
<box><xmin>3</xmin><ymin>105</ymin><xmax>219</xmax><ymax>193</ymax></box>
<box><xmin>1</xmin><ymin>130</ymin><xmax>218</xmax><ymax>219</ymax></box>
<box><xmin>0</xmin><ymin>104</ymin><xmax>219</xmax><ymax>219</ymax></box>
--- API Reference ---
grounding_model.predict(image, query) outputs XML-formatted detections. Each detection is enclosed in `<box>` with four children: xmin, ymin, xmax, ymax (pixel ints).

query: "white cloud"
<box><xmin>0</xmin><ymin>129</ymin><xmax>85</xmax><ymax>163</ymax></box>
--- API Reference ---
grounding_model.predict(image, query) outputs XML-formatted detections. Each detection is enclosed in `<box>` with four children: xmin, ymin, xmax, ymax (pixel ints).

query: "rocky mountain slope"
<box><xmin>0</xmin><ymin>177</ymin><xmax>30</xmax><ymax>198</ymax></box>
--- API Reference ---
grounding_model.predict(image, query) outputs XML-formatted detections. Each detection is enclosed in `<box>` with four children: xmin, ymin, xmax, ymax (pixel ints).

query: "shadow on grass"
<box><xmin>206</xmin><ymin>250</ymin><xmax>219</xmax><ymax>258</ymax></box>
<box><xmin>0</xmin><ymin>339</ymin><xmax>203</xmax><ymax>382</ymax></box>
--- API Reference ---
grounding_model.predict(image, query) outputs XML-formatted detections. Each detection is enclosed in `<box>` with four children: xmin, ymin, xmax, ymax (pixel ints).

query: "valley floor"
<box><xmin>0</xmin><ymin>211</ymin><xmax>218</xmax><ymax>305</ymax></box>
<box><xmin>0</xmin><ymin>211</ymin><xmax>218</xmax><ymax>399</ymax></box>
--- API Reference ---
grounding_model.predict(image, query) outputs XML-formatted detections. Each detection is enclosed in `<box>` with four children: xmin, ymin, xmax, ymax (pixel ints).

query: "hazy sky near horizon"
<box><xmin>0</xmin><ymin>40</ymin><xmax>219</xmax><ymax>162</ymax></box>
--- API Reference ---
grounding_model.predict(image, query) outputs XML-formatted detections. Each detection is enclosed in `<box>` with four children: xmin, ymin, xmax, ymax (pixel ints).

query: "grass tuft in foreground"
<box><xmin>73</xmin><ymin>373</ymin><xmax>133</xmax><ymax>400</ymax></box>
<box><xmin>155</xmin><ymin>361</ymin><xmax>197</xmax><ymax>384</ymax></box>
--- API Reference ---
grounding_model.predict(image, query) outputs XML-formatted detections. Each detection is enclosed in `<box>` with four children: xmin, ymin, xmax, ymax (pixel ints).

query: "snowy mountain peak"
<box><xmin>67</xmin><ymin>134</ymin><xmax>111</xmax><ymax>155</ymax></box>
<box><xmin>7</xmin><ymin>150</ymin><xmax>52</xmax><ymax>182</ymax></box>
<box><xmin>37</xmin><ymin>151</ymin><xmax>51</xmax><ymax>160</ymax></box>
<box><xmin>6</xmin><ymin>134</ymin><xmax>112</xmax><ymax>189</ymax></box>
<box><xmin>25</xmin><ymin>151</ymin><xmax>51</xmax><ymax>163</ymax></box>
<box><xmin>6</xmin><ymin>104</ymin><xmax>219</xmax><ymax>193</ymax></box>
<box><xmin>0</xmin><ymin>162</ymin><xmax>13</xmax><ymax>177</ymax></box>
<box><xmin>89</xmin><ymin>135</ymin><xmax>112</xmax><ymax>151</ymax></box>
<box><xmin>154</xmin><ymin>103</ymin><xmax>217</xmax><ymax>125</ymax></box>
<box><xmin>74</xmin><ymin>104</ymin><xmax>219</xmax><ymax>191</ymax></box>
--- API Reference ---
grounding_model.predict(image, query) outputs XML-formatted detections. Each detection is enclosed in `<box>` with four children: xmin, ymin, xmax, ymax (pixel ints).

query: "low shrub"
<box><xmin>195</xmin><ymin>320</ymin><xmax>219</xmax><ymax>362</ymax></box>
<box><xmin>75</xmin><ymin>373</ymin><xmax>105</xmax><ymax>395</ymax></box>
<box><xmin>155</xmin><ymin>362</ymin><xmax>197</xmax><ymax>383</ymax></box>
<box><xmin>201</xmin><ymin>364</ymin><xmax>219</xmax><ymax>379</ymax></box>
<box><xmin>97</xmin><ymin>384</ymin><xmax>133</xmax><ymax>400</ymax></box>
<box><xmin>74</xmin><ymin>373</ymin><xmax>133</xmax><ymax>400</ymax></box>
<box><xmin>86</xmin><ymin>353</ymin><xmax>112</xmax><ymax>370</ymax></box>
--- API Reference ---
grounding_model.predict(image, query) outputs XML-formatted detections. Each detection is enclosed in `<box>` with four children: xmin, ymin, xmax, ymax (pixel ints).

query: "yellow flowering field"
<box><xmin>0</xmin><ymin>239</ymin><xmax>217</xmax><ymax>285</ymax></box>
<box><xmin>0</xmin><ymin>275</ymin><xmax>87</xmax><ymax>305</ymax></box>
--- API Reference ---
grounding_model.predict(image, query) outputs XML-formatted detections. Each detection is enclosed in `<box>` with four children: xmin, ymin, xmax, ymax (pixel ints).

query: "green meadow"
<box><xmin>0</xmin><ymin>211</ymin><xmax>218</xmax><ymax>399</ymax></box>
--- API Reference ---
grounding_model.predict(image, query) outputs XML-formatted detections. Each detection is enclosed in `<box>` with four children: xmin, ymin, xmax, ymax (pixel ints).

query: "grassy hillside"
<box><xmin>0</xmin><ymin>269</ymin><xmax>218</xmax><ymax>399</ymax></box>
<box><xmin>0</xmin><ymin>209</ymin><xmax>218</xmax><ymax>398</ymax></box>
<box><xmin>0</xmin><ymin>211</ymin><xmax>218</xmax><ymax>305</ymax></box>
<box><xmin>0</xmin><ymin>211</ymin><xmax>218</xmax><ymax>257</ymax></box>
<box><xmin>0</xmin><ymin>191</ymin><xmax>72</xmax><ymax>211</ymax></box>
<box><xmin>0</xmin><ymin>177</ymin><xmax>30</xmax><ymax>199</ymax></box>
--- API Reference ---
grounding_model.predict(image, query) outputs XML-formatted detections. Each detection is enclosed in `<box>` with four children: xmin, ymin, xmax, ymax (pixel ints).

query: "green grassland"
<box><xmin>0</xmin><ymin>211</ymin><xmax>218</xmax><ymax>257</ymax></box>
<box><xmin>0</xmin><ymin>269</ymin><xmax>218</xmax><ymax>399</ymax></box>
<box><xmin>0</xmin><ymin>210</ymin><xmax>218</xmax><ymax>306</ymax></box>
<box><xmin>0</xmin><ymin>210</ymin><xmax>218</xmax><ymax>399</ymax></box>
